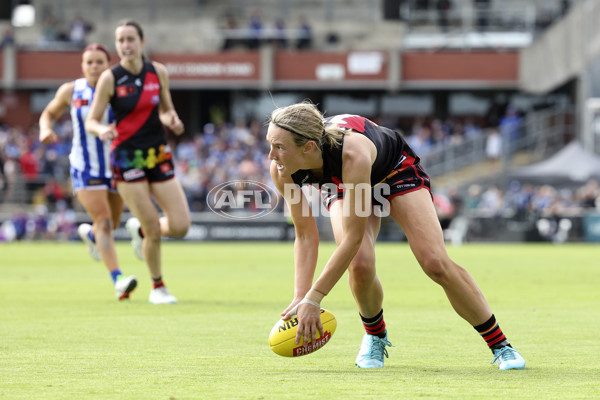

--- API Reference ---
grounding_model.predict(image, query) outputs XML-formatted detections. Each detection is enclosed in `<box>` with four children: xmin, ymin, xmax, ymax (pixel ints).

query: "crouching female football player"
<box><xmin>267</xmin><ymin>101</ymin><xmax>525</xmax><ymax>370</ymax></box>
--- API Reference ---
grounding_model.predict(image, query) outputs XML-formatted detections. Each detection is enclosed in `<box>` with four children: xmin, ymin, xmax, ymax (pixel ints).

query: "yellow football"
<box><xmin>268</xmin><ymin>308</ymin><xmax>337</xmax><ymax>357</ymax></box>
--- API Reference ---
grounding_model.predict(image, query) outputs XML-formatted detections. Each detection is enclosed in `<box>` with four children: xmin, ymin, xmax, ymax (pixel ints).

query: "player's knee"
<box><xmin>168</xmin><ymin>217</ymin><xmax>190</xmax><ymax>238</ymax></box>
<box><xmin>143</xmin><ymin>221</ymin><xmax>162</xmax><ymax>241</ymax></box>
<box><xmin>418</xmin><ymin>253</ymin><xmax>451</xmax><ymax>284</ymax></box>
<box><xmin>100</xmin><ymin>218</ymin><xmax>112</xmax><ymax>233</ymax></box>
<box><xmin>95</xmin><ymin>218</ymin><xmax>112</xmax><ymax>235</ymax></box>
<box><xmin>348</xmin><ymin>257</ymin><xmax>376</xmax><ymax>286</ymax></box>
<box><xmin>170</xmin><ymin>224</ymin><xmax>189</xmax><ymax>239</ymax></box>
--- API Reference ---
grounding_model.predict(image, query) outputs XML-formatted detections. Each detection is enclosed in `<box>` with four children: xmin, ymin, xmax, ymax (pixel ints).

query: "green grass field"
<box><xmin>1</xmin><ymin>241</ymin><xmax>599</xmax><ymax>399</ymax></box>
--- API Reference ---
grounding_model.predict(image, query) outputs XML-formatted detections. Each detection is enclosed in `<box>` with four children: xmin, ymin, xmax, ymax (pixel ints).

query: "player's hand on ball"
<box><xmin>296</xmin><ymin>302</ymin><xmax>323</xmax><ymax>345</ymax></box>
<box><xmin>281</xmin><ymin>297</ymin><xmax>303</xmax><ymax>320</ymax></box>
<box><xmin>269</xmin><ymin>308</ymin><xmax>336</xmax><ymax>357</ymax></box>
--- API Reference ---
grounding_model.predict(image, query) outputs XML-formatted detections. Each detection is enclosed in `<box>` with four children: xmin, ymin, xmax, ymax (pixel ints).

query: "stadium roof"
<box><xmin>510</xmin><ymin>141</ymin><xmax>600</xmax><ymax>184</ymax></box>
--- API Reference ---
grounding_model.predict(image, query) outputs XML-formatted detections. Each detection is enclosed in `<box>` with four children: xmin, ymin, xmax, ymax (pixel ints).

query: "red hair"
<box><xmin>83</xmin><ymin>43</ymin><xmax>110</xmax><ymax>61</ymax></box>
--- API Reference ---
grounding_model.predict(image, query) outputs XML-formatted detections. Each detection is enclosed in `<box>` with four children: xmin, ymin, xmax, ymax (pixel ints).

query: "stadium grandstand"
<box><xmin>1</xmin><ymin>0</ymin><xmax>599</xmax><ymax>243</ymax></box>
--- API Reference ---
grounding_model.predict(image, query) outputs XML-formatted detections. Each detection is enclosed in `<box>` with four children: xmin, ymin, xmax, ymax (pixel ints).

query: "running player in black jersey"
<box><xmin>86</xmin><ymin>20</ymin><xmax>190</xmax><ymax>304</ymax></box>
<box><xmin>268</xmin><ymin>102</ymin><xmax>525</xmax><ymax>370</ymax></box>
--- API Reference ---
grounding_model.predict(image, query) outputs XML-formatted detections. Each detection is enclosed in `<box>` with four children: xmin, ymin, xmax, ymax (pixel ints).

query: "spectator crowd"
<box><xmin>219</xmin><ymin>11</ymin><xmax>312</xmax><ymax>51</ymax></box>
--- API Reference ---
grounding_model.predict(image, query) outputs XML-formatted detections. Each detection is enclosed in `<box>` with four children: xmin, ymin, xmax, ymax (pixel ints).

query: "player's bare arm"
<box><xmin>39</xmin><ymin>82</ymin><xmax>74</xmax><ymax>144</ymax></box>
<box><xmin>312</xmin><ymin>133</ymin><xmax>376</xmax><ymax>296</ymax></box>
<box><xmin>154</xmin><ymin>62</ymin><xmax>184</xmax><ymax>135</ymax></box>
<box><xmin>296</xmin><ymin>134</ymin><xmax>376</xmax><ymax>344</ymax></box>
<box><xmin>270</xmin><ymin>162</ymin><xmax>319</xmax><ymax>319</ymax></box>
<box><xmin>85</xmin><ymin>69</ymin><xmax>115</xmax><ymax>141</ymax></box>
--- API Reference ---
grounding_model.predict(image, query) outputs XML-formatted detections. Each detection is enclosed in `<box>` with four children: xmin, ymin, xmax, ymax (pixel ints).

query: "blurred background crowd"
<box><xmin>1</xmin><ymin>0</ymin><xmax>600</xmax><ymax>243</ymax></box>
<box><xmin>1</xmin><ymin>108</ymin><xmax>598</xmax><ymax>242</ymax></box>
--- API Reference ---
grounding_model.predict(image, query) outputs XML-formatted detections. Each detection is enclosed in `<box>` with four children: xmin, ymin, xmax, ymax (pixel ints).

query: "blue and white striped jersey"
<box><xmin>68</xmin><ymin>78</ymin><xmax>114</xmax><ymax>177</ymax></box>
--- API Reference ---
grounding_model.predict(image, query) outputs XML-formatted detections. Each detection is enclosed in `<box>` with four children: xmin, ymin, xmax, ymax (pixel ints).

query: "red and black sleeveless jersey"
<box><xmin>291</xmin><ymin>114</ymin><xmax>422</xmax><ymax>187</ymax></box>
<box><xmin>109</xmin><ymin>61</ymin><xmax>165</xmax><ymax>152</ymax></box>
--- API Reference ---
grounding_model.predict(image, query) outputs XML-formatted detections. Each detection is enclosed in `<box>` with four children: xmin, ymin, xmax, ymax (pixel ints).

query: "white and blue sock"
<box><xmin>110</xmin><ymin>269</ymin><xmax>123</xmax><ymax>284</ymax></box>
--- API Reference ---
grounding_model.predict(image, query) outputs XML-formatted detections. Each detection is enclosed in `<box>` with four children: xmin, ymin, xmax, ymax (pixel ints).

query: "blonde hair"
<box><xmin>269</xmin><ymin>101</ymin><xmax>344</xmax><ymax>148</ymax></box>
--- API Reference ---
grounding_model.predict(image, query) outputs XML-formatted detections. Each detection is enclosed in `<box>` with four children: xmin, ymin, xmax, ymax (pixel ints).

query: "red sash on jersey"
<box><xmin>110</xmin><ymin>72</ymin><xmax>160</xmax><ymax>151</ymax></box>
